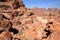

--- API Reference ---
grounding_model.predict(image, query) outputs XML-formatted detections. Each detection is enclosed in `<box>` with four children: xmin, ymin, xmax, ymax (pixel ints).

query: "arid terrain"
<box><xmin>0</xmin><ymin>0</ymin><xmax>60</xmax><ymax>40</ymax></box>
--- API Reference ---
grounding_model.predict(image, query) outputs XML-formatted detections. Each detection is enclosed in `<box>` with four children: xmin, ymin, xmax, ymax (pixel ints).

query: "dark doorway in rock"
<box><xmin>9</xmin><ymin>28</ymin><xmax>19</xmax><ymax>34</ymax></box>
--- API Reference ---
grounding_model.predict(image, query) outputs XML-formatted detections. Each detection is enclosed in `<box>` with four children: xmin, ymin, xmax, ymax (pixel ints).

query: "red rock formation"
<box><xmin>0</xmin><ymin>31</ymin><xmax>12</xmax><ymax>40</ymax></box>
<box><xmin>0</xmin><ymin>0</ymin><xmax>60</xmax><ymax>40</ymax></box>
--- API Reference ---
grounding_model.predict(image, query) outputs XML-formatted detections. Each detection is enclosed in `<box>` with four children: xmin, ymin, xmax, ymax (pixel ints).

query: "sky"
<box><xmin>23</xmin><ymin>0</ymin><xmax>60</xmax><ymax>8</ymax></box>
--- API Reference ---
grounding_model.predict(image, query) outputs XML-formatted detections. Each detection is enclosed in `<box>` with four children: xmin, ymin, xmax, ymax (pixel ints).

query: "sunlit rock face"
<box><xmin>0</xmin><ymin>0</ymin><xmax>60</xmax><ymax>40</ymax></box>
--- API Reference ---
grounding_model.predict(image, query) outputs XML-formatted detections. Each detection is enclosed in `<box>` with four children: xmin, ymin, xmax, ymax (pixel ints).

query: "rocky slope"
<box><xmin>0</xmin><ymin>0</ymin><xmax>60</xmax><ymax>40</ymax></box>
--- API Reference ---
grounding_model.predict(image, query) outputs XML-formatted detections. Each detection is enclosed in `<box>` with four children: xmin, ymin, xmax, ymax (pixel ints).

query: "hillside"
<box><xmin>0</xmin><ymin>0</ymin><xmax>60</xmax><ymax>40</ymax></box>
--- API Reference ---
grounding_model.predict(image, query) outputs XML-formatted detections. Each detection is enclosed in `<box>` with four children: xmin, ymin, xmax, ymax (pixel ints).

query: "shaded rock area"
<box><xmin>0</xmin><ymin>0</ymin><xmax>60</xmax><ymax>40</ymax></box>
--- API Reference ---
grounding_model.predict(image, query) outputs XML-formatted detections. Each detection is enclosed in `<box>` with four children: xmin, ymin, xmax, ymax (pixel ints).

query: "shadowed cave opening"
<box><xmin>9</xmin><ymin>28</ymin><xmax>19</xmax><ymax>34</ymax></box>
<box><xmin>48</xmin><ymin>22</ymin><xmax>53</xmax><ymax>24</ymax></box>
<box><xmin>0</xmin><ymin>30</ymin><xmax>4</xmax><ymax>34</ymax></box>
<box><xmin>44</xmin><ymin>29</ymin><xmax>52</xmax><ymax>38</ymax></box>
<box><xmin>0</xmin><ymin>0</ymin><xmax>7</xmax><ymax>2</ymax></box>
<box><xmin>42</xmin><ymin>29</ymin><xmax>52</xmax><ymax>39</ymax></box>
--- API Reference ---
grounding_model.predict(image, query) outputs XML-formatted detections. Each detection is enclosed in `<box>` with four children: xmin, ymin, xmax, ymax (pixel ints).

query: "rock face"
<box><xmin>0</xmin><ymin>31</ymin><xmax>12</xmax><ymax>40</ymax></box>
<box><xmin>0</xmin><ymin>0</ymin><xmax>25</xmax><ymax>10</ymax></box>
<box><xmin>0</xmin><ymin>0</ymin><xmax>60</xmax><ymax>40</ymax></box>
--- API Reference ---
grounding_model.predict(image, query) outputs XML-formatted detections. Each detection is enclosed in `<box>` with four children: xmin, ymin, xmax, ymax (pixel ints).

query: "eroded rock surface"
<box><xmin>0</xmin><ymin>0</ymin><xmax>60</xmax><ymax>40</ymax></box>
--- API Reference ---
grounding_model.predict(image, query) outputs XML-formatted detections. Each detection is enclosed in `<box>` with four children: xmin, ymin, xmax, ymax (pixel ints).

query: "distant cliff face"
<box><xmin>0</xmin><ymin>0</ymin><xmax>60</xmax><ymax>40</ymax></box>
